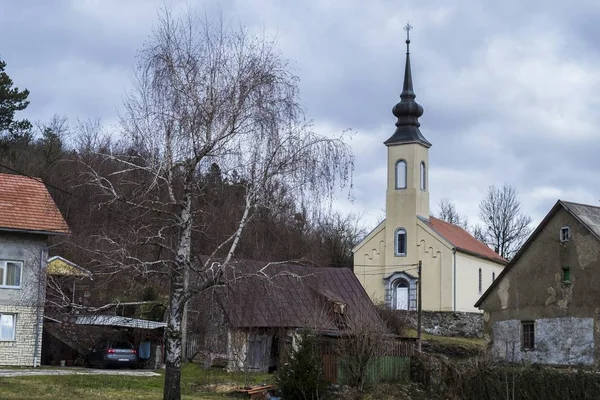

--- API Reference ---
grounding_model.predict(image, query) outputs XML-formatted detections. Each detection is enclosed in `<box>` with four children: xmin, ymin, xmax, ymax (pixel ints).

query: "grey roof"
<box><xmin>561</xmin><ymin>201</ymin><xmax>600</xmax><ymax>238</ymax></box>
<box><xmin>75</xmin><ymin>315</ymin><xmax>166</xmax><ymax>330</ymax></box>
<box><xmin>384</xmin><ymin>38</ymin><xmax>431</xmax><ymax>148</ymax></box>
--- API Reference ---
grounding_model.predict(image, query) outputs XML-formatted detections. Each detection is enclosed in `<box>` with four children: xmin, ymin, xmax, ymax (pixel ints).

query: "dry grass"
<box><xmin>0</xmin><ymin>364</ymin><xmax>273</xmax><ymax>400</ymax></box>
<box><xmin>403</xmin><ymin>328</ymin><xmax>487</xmax><ymax>349</ymax></box>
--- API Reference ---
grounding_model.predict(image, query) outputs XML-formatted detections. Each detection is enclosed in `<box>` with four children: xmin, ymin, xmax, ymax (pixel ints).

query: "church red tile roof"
<box><xmin>427</xmin><ymin>216</ymin><xmax>506</xmax><ymax>264</ymax></box>
<box><xmin>0</xmin><ymin>173</ymin><xmax>69</xmax><ymax>234</ymax></box>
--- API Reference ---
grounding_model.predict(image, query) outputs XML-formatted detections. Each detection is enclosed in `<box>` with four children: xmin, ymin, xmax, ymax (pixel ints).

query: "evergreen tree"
<box><xmin>0</xmin><ymin>58</ymin><xmax>32</xmax><ymax>140</ymax></box>
<box><xmin>277</xmin><ymin>331</ymin><xmax>330</xmax><ymax>400</ymax></box>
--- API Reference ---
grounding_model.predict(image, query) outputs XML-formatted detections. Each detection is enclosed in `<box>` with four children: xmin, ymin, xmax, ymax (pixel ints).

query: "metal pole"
<box><xmin>417</xmin><ymin>260</ymin><xmax>422</xmax><ymax>353</ymax></box>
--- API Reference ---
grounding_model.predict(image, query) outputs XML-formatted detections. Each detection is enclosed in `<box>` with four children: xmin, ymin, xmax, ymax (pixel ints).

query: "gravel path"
<box><xmin>0</xmin><ymin>367</ymin><xmax>160</xmax><ymax>377</ymax></box>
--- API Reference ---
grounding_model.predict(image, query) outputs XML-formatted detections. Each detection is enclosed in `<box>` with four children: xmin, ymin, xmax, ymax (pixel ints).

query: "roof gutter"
<box><xmin>0</xmin><ymin>227</ymin><xmax>69</xmax><ymax>236</ymax></box>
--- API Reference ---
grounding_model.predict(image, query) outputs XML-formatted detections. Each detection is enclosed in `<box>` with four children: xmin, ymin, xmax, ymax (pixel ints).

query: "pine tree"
<box><xmin>0</xmin><ymin>58</ymin><xmax>32</xmax><ymax>140</ymax></box>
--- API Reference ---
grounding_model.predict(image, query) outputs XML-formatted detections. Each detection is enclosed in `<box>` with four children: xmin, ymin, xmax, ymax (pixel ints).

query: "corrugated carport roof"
<box><xmin>75</xmin><ymin>315</ymin><xmax>166</xmax><ymax>330</ymax></box>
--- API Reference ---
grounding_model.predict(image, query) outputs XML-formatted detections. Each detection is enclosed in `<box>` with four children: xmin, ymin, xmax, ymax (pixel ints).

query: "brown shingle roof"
<box><xmin>426</xmin><ymin>216</ymin><xmax>505</xmax><ymax>264</ymax></box>
<box><xmin>0</xmin><ymin>173</ymin><xmax>69</xmax><ymax>234</ymax></box>
<box><xmin>214</xmin><ymin>260</ymin><xmax>383</xmax><ymax>331</ymax></box>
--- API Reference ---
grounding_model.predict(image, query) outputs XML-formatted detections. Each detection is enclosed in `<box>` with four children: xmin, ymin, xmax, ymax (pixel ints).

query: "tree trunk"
<box><xmin>164</xmin><ymin>192</ymin><xmax>193</xmax><ymax>400</ymax></box>
<box><xmin>163</xmin><ymin>269</ymin><xmax>184</xmax><ymax>400</ymax></box>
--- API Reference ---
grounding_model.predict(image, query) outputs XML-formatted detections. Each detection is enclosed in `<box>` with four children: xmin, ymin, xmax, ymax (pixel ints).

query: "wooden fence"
<box><xmin>317</xmin><ymin>338</ymin><xmax>416</xmax><ymax>385</ymax></box>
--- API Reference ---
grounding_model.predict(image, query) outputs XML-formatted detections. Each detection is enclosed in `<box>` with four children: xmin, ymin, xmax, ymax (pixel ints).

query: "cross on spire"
<box><xmin>403</xmin><ymin>22</ymin><xmax>413</xmax><ymax>54</ymax></box>
<box><xmin>403</xmin><ymin>22</ymin><xmax>413</xmax><ymax>42</ymax></box>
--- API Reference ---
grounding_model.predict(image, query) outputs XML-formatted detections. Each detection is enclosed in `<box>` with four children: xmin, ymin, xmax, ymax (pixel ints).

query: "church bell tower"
<box><xmin>383</xmin><ymin>24</ymin><xmax>431</xmax><ymax>265</ymax></box>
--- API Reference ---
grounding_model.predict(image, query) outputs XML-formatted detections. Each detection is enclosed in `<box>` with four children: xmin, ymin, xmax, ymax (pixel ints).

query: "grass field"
<box><xmin>0</xmin><ymin>364</ymin><xmax>273</xmax><ymax>400</ymax></box>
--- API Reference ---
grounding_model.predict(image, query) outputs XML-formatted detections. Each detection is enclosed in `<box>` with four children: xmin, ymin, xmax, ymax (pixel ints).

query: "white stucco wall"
<box><xmin>455</xmin><ymin>252</ymin><xmax>504</xmax><ymax>312</ymax></box>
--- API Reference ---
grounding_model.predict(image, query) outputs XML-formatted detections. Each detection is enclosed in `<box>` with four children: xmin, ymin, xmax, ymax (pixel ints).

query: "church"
<box><xmin>353</xmin><ymin>29</ymin><xmax>506</xmax><ymax>313</ymax></box>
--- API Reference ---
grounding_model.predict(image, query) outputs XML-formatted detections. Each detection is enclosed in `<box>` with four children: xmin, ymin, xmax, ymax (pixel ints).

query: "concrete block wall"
<box><xmin>0</xmin><ymin>305</ymin><xmax>41</xmax><ymax>366</ymax></box>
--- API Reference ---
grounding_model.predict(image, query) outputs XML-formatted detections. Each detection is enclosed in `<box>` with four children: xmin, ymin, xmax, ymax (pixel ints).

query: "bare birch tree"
<box><xmin>78</xmin><ymin>8</ymin><xmax>353</xmax><ymax>400</ymax></box>
<box><xmin>478</xmin><ymin>184</ymin><xmax>532</xmax><ymax>260</ymax></box>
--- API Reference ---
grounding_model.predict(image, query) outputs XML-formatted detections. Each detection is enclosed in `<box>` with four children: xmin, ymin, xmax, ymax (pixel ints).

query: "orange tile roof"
<box><xmin>427</xmin><ymin>216</ymin><xmax>505</xmax><ymax>264</ymax></box>
<box><xmin>0</xmin><ymin>173</ymin><xmax>69</xmax><ymax>234</ymax></box>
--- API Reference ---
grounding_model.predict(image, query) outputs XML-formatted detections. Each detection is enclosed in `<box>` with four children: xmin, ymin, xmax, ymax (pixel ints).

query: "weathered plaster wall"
<box><xmin>480</xmin><ymin>207</ymin><xmax>600</xmax><ymax>365</ymax></box>
<box><xmin>491</xmin><ymin>317</ymin><xmax>594</xmax><ymax>365</ymax></box>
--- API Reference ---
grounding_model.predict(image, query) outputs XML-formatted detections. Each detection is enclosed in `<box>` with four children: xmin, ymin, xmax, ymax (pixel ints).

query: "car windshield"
<box><xmin>111</xmin><ymin>341</ymin><xmax>134</xmax><ymax>349</ymax></box>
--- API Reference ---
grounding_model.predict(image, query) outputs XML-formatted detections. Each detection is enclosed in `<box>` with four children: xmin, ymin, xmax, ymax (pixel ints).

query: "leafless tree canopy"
<box><xmin>77</xmin><ymin>8</ymin><xmax>353</xmax><ymax>400</ymax></box>
<box><xmin>437</xmin><ymin>198</ymin><xmax>469</xmax><ymax>230</ymax></box>
<box><xmin>478</xmin><ymin>184</ymin><xmax>532</xmax><ymax>260</ymax></box>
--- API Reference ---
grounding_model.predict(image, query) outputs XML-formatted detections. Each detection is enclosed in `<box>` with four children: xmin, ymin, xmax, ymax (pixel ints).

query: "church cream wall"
<box><xmin>416</xmin><ymin>221</ymin><xmax>454</xmax><ymax>311</ymax></box>
<box><xmin>455</xmin><ymin>252</ymin><xmax>504</xmax><ymax>312</ymax></box>
<box><xmin>353</xmin><ymin>216</ymin><xmax>459</xmax><ymax>311</ymax></box>
<box><xmin>354</xmin><ymin>222</ymin><xmax>386</xmax><ymax>302</ymax></box>
<box><xmin>384</xmin><ymin>144</ymin><xmax>429</xmax><ymax>265</ymax></box>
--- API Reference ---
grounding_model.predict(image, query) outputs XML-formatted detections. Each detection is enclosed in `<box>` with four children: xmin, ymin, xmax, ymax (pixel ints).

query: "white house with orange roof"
<box><xmin>0</xmin><ymin>173</ymin><xmax>69</xmax><ymax>366</ymax></box>
<box><xmin>353</xmin><ymin>32</ymin><xmax>505</xmax><ymax>313</ymax></box>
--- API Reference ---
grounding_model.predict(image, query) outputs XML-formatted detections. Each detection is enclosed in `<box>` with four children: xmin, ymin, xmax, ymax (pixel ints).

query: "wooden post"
<box><xmin>417</xmin><ymin>260</ymin><xmax>422</xmax><ymax>352</ymax></box>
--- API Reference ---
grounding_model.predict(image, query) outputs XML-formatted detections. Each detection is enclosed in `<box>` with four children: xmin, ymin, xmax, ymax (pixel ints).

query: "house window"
<box><xmin>492</xmin><ymin>272</ymin><xmax>496</xmax><ymax>281</ymax></box>
<box><xmin>395</xmin><ymin>160</ymin><xmax>407</xmax><ymax>189</ymax></box>
<box><xmin>420</xmin><ymin>161</ymin><xmax>426</xmax><ymax>191</ymax></box>
<box><xmin>562</xmin><ymin>266</ymin><xmax>571</xmax><ymax>283</ymax></box>
<box><xmin>0</xmin><ymin>314</ymin><xmax>15</xmax><ymax>341</ymax></box>
<box><xmin>0</xmin><ymin>261</ymin><xmax>22</xmax><ymax>288</ymax></box>
<box><xmin>393</xmin><ymin>279</ymin><xmax>410</xmax><ymax>310</ymax></box>
<box><xmin>522</xmin><ymin>321</ymin><xmax>535</xmax><ymax>351</ymax></box>
<box><xmin>478</xmin><ymin>268</ymin><xmax>482</xmax><ymax>294</ymax></box>
<box><xmin>560</xmin><ymin>227</ymin><xmax>570</xmax><ymax>242</ymax></box>
<box><xmin>395</xmin><ymin>228</ymin><xmax>407</xmax><ymax>256</ymax></box>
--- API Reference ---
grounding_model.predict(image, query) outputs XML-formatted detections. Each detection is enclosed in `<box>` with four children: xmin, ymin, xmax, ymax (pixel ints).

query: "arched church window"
<box><xmin>393</xmin><ymin>279</ymin><xmax>409</xmax><ymax>310</ymax></box>
<box><xmin>492</xmin><ymin>272</ymin><xmax>496</xmax><ymax>282</ymax></box>
<box><xmin>395</xmin><ymin>160</ymin><xmax>407</xmax><ymax>189</ymax></box>
<box><xmin>420</xmin><ymin>161</ymin><xmax>426</xmax><ymax>191</ymax></box>
<box><xmin>395</xmin><ymin>228</ymin><xmax>407</xmax><ymax>256</ymax></box>
<box><xmin>478</xmin><ymin>268</ymin><xmax>482</xmax><ymax>294</ymax></box>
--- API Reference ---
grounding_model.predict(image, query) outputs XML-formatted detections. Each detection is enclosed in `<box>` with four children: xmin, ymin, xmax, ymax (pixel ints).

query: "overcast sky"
<box><xmin>2</xmin><ymin>0</ymin><xmax>600</xmax><ymax>231</ymax></box>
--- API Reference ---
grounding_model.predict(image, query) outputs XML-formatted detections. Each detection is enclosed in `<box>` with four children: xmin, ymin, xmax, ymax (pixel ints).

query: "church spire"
<box><xmin>384</xmin><ymin>23</ymin><xmax>431</xmax><ymax>148</ymax></box>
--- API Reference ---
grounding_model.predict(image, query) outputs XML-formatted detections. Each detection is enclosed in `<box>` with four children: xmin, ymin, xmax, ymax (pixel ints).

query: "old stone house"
<box><xmin>0</xmin><ymin>173</ymin><xmax>69</xmax><ymax>366</ymax></box>
<box><xmin>353</xmin><ymin>34</ymin><xmax>506</xmax><ymax>313</ymax></box>
<box><xmin>189</xmin><ymin>260</ymin><xmax>384</xmax><ymax>372</ymax></box>
<box><xmin>476</xmin><ymin>200</ymin><xmax>600</xmax><ymax>365</ymax></box>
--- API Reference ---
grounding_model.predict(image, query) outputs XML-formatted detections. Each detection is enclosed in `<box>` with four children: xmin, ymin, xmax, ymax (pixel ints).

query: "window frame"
<box><xmin>420</xmin><ymin>161</ymin><xmax>426</xmax><ymax>191</ymax></box>
<box><xmin>395</xmin><ymin>228</ymin><xmax>407</xmax><ymax>257</ymax></box>
<box><xmin>395</xmin><ymin>159</ymin><xmax>407</xmax><ymax>190</ymax></box>
<box><xmin>560</xmin><ymin>227</ymin><xmax>570</xmax><ymax>243</ymax></box>
<box><xmin>0</xmin><ymin>260</ymin><xmax>23</xmax><ymax>289</ymax></box>
<box><xmin>0</xmin><ymin>313</ymin><xmax>16</xmax><ymax>342</ymax></box>
<box><xmin>562</xmin><ymin>266</ymin><xmax>571</xmax><ymax>283</ymax></box>
<box><xmin>521</xmin><ymin>321</ymin><xmax>535</xmax><ymax>351</ymax></box>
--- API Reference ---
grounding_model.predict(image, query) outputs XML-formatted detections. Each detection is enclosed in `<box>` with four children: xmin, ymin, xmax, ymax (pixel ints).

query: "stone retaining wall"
<box><xmin>396</xmin><ymin>310</ymin><xmax>484</xmax><ymax>338</ymax></box>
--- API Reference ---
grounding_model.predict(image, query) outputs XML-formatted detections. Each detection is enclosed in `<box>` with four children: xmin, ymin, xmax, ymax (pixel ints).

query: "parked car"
<box><xmin>84</xmin><ymin>340</ymin><xmax>138</xmax><ymax>368</ymax></box>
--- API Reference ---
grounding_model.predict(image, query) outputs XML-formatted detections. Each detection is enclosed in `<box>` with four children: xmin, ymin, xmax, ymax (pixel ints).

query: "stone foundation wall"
<box><xmin>0</xmin><ymin>305</ymin><xmax>41</xmax><ymax>366</ymax></box>
<box><xmin>395</xmin><ymin>310</ymin><xmax>483</xmax><ymax>338</ymax></box>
